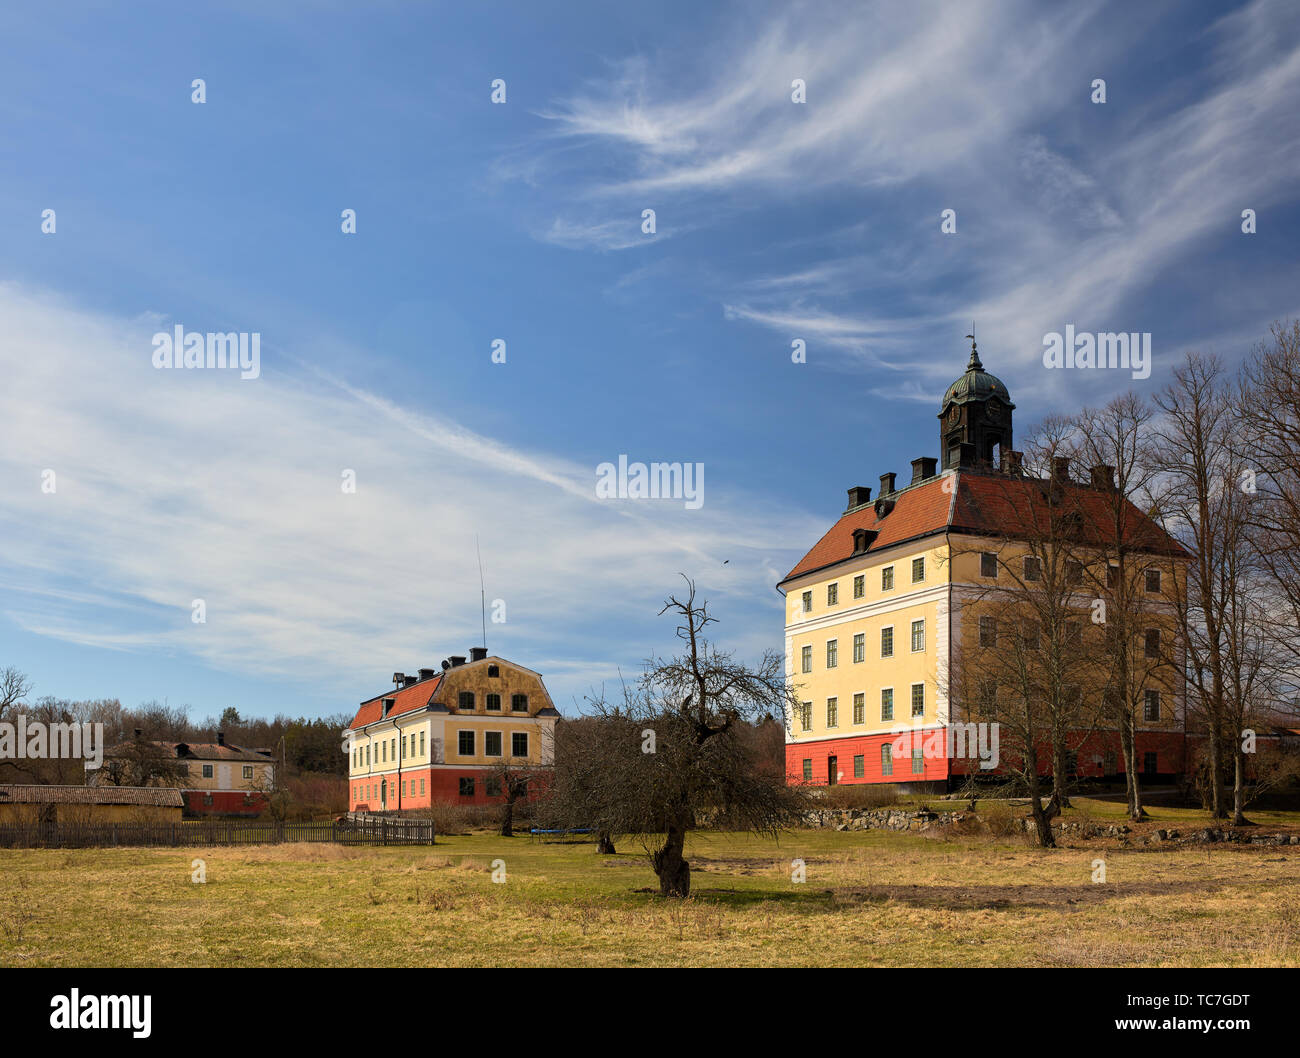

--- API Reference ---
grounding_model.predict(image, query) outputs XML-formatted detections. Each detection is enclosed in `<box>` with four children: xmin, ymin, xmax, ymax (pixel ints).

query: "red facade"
<box><xmin>183</xmin><ymin>790</ymin><xmax>267</xmax><ymax>816</ymax></box>
<box><xmin>788</xmin><ymin>726</ymin><xmax>1188</xmax><ymax>787</ymax></box>
<box><xmin>350</xmin><ymin>766</ymin><xmax>548</xmax><ymax>812</ymax></box>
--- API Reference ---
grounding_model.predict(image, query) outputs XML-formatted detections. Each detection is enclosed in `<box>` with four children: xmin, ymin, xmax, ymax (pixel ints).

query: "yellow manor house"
<box><xmin>778</xmin><ymin>342</ymin><xmax>1188</xmax><ymax>791</ymax></box>
<box><xmin>346</xmin><ymin>648</ymin><xmax>559</xmax><ymax>810</ymax></box>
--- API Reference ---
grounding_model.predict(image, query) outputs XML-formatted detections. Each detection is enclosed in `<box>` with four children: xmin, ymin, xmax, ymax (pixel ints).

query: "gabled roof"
<box><xmin>0</xmin><ymin>784</ymin><xmax>185</xmax><ymax>807</ymax></box>
<box><xmin>169</xmin><ymin>742</ymin><xmax>273</xmax><ymax>763</ymax></box>
<box><xmin>103</xmin><ymin>741</ymin><xmax>273</xmax><ymax>763</ymax></box>
<box><xmin>780</xmin><ymin>470</ymin><xmax>1188</xmax><ymax>587</ymax></box>
<box><xmin>347</xmin><ymin>655</ymin><xmax>560</xmax><ymax>730</ymax></box>
<box><xmin>781</xmin><ymin>476</ymin><xmax>952</xmax><ymax>585</ymax></box>
<box><xmin>348</xmin><ymin>675</ymin><xmax>444</xmax><ymax>731</ymax></box>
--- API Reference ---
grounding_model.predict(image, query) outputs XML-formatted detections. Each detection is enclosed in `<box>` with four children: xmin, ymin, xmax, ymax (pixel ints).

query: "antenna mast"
<box><xmin>476</xmin><ymin>533</ymin><xmax>487</xmax><ymax>651</ymax></box>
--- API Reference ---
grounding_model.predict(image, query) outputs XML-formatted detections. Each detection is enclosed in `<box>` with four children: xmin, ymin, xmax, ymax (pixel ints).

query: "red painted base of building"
<box><xmin>350</xmin><ymin>767</ymin><xmax>549</xmax><ymax>812</ymax></box>
<box><xmin>183</xmin><ymin>790</ymin><xmax>268</xmax><ymax>816</ymax></box>
<box><xmin>788</xmin><ymin>727</ymin><xmax>1189</xmax><ymax>788</ymax></box>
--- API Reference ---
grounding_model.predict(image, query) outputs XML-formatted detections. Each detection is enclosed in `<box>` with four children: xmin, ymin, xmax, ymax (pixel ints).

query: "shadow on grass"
<box><xmin>639</xmin><ymin>886</ymin><xmax>826</xmax><ymax>908</ymax></box>
<box><xmin>828</xmin><ymin>878</ymin><xmax>1243</xmax><ymax>911</ymax></box>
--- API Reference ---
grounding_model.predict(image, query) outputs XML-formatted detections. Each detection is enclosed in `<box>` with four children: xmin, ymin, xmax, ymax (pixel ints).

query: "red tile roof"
<box><xmin>780</xmin><ymin>470</ymin><xmax>1186</xmax><ymax>586</ymax></box>
<box><xmin>781</xmin><ymin>476</ymin><xmax>952</xmax><ymax>584</ymax></box>
<box><xmin>347</xmin><ymin>675</ymin><xmax>443</xmax><ymax>731</ymax></box>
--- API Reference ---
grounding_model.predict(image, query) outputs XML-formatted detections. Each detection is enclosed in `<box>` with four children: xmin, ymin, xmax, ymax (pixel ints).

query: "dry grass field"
<box><xmin>2</xmin><ymin>818</ymin><xmax>1298</xmax><ymax>967</ymax></box>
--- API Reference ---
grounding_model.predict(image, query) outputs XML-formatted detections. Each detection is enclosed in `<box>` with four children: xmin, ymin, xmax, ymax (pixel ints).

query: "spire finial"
<box><xmin>964</xmin><ymin>327</ymin><xmax>982</xmax><ymax>372</ymax></box>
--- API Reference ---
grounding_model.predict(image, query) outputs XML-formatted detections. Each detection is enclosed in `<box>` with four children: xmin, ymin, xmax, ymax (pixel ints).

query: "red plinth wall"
<box><xmin>788</xmin><ymin>727</ymin><xmax>1188</xmax><ymax>787</ymax></box>
<box><xmin>350</xmin><ymin>767</ymin><xmax>550</xmax><ymax>811</ymax></box>
<box><xmin>183</xmin><ymin>790</ymin><xmax>267</xmax><ymax>816</ymax></box>
<box><xmin>787</xmin><ymin>730</ymin><xmax>952</xmax><ymax>786</ymax></box>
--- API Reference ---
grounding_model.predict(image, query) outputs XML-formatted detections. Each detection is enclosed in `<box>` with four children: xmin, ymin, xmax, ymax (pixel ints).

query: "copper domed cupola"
<box><xmin>938</xmin><ymin>334</ymin><xmax>1015</xmax><ymax>469</ymax></box>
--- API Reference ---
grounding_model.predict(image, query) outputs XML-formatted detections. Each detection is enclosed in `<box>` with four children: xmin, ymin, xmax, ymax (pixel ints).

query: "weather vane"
<box><xmin>964</xmin><ymin>325</ymin><xmax>981</xmax><ymax>369</ymax></box>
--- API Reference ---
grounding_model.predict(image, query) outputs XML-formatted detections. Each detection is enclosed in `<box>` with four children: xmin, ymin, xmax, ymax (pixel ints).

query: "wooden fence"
<box><xmin>0</xmin><ymin>817</ymin><xmax>435</xmax><ymax>849</ymax></box>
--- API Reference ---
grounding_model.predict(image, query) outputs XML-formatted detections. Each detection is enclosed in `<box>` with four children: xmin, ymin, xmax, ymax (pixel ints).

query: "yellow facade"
<box><xmin>179</xmin><ymin>759</ymin><xmax>274</xmax><ymax>792</ymax></box>
<box><xmin>347</xmin><ymin>656</ymin><xmax>557</xmax><ymax>808</ymax></box>
<box><xmin>785</xmin><ymin>540</ymin><xmax>950</xmax><ymax>743</ymax></box>
<box><xmin>947</xmin><ymin>535</ymin><xmax>1185</xmax><ymax>731</ymax></box>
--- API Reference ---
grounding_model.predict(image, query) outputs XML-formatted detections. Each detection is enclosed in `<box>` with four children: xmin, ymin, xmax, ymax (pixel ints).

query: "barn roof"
<box><xmin>0</xmin><ymin>784</ymin><xmax>185</xmax><ymax>807</ymax></box>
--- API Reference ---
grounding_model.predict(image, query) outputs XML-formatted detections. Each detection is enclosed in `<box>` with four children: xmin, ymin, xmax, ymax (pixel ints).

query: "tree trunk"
<box><xmin>596</xmin><ymin>831</ymin><xmax>616</xmax><ymax>855</ymax></box>
<box><xmin>1118</xmin><ymin>721</ymin><xmax>1137</xmax><ymax>816</ymax></box>
<box><xmin>1120</xmin><ymin>717</ymin><xmax>1147</xmax><ymax>821</ymax></box>
<box><xmin>1208</xmin><ymin>724</ymin><xmax>1226</xmax><ymax>819</ymax></box>
<box><xmin>651</xmin><ymin>823</ymin><xmax>691</xmax><ymax>897</ymax></box>
<box><xmin>1025</xmin><ymin>754</ymin><xmax>1055</xmax><ymax>848</ymax></box>
<box><xmin>1051</xmin><ymin>740</ymin><xmax>1072</xmax><ymax>810</ymax></box>
<box><xmin>1232</xmin><ymin>743</ymin><xmax>1249</xmax><ymax>826</ymax></box>
<box><xmin>500</xmin><ymin>797</ymin><xmax>514</xmax><ymax>838</ymax></box>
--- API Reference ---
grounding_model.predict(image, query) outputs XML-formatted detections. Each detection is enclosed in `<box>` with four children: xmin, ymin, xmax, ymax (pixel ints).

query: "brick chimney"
<box><xmin>1090</xmin><ymin>464</ymin><xmax>1115</xmax><ymax>490</ymax></box>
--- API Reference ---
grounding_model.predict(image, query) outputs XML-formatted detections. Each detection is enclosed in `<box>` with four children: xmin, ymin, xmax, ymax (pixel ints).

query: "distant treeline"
<box><xmin>0</xmin><ymin>685</ymin><xmax>350</xmax><ymax>785</ymax></box>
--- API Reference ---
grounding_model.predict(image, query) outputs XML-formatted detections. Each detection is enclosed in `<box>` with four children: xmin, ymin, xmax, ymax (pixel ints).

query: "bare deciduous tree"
<box><xmin>1071</xmin><ymin>393</ymin><xmax>1179</xmax><ymax>821</ymax></box>
<box><xmin>541</xmin><ymin>578</ymin><xmax>808</xmax><ymax>897</ymax></box>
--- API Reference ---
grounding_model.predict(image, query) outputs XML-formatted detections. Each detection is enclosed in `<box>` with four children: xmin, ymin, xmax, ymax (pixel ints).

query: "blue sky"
<box><xmin>1</xmin><ymin>0</ymin><xmax>1298</xmax><ymax>721</ymax></box>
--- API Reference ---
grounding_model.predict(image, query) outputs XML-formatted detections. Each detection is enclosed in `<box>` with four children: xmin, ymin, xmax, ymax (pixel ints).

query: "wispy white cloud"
<box><xmin>0</xmin><ymin>282</ymin><xmax>821</xmax><ymax>706</ymax></box>
<box><xmin>525</xmin><ymin>0</ymin><xmax>1300</xmax><ymax>410</ymax></box>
